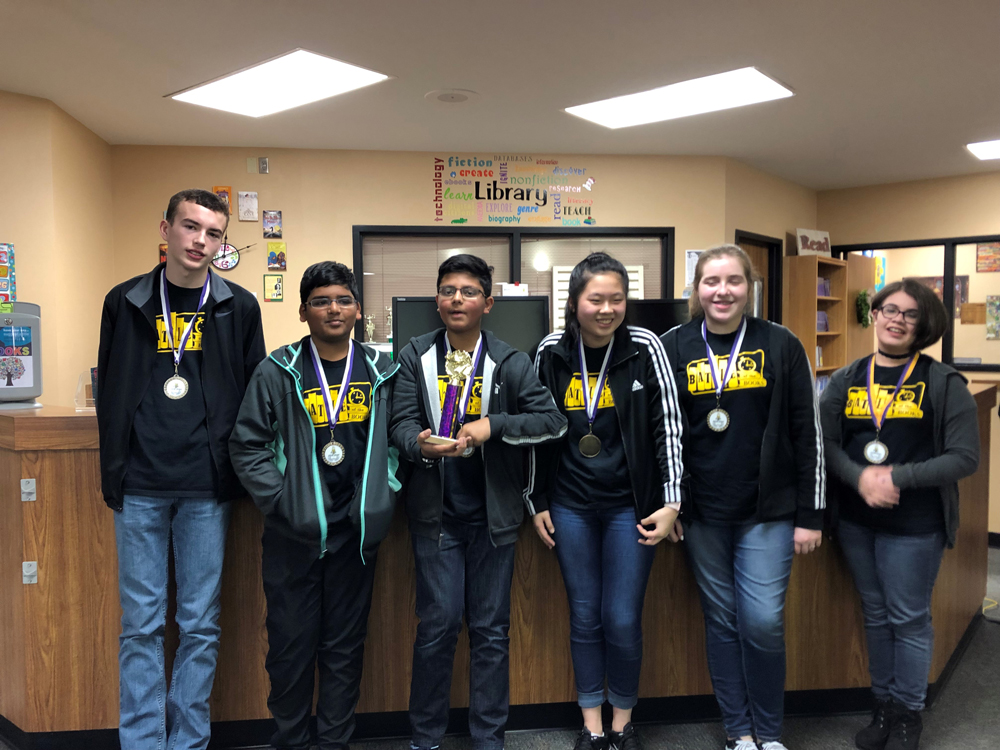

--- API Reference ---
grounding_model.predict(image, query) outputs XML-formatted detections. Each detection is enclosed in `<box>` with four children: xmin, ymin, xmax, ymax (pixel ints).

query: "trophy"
<box><xmin>385</xmin><ymin>306</ymin><xmax>393</xmax><ymax>342</ymax></box>
<box><xmin>365</xmin><ymin>314</ymin><xmax>375</xmax><ymax>343</ymax></box>
<box><xmin>424</xmin><ymin>349</ymin><xmax>473</xmax><ymax>447</ymax></box>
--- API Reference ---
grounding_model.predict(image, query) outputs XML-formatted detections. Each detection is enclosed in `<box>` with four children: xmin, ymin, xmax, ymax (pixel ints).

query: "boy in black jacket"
<box><xmin>389</xmin><ymin>254</ymin><xmax>567</xmax><ymax>750</ymax></box>
<box><xmin>230</xmin><ymin>261</ymin><xmax>401</xmax><ymax>750</ymax></box>
<box><xmin>97</xmin><ymin>189</ymin><xmax>265</xmax><ymax>750</ymax></box>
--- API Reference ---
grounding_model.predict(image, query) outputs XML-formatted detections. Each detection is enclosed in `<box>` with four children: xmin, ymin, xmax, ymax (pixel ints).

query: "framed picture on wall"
<box><xmin>263</xmin><ymin>274</ymin><xmax>283</xmax><ymax>302</ymax></box>
<box><xmin>977</xmin><ymin>242</ymin><xmax>1000</xmax><ymax>272</ymax></box>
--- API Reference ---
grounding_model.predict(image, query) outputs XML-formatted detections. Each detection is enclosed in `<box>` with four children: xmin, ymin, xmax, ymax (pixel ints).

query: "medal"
<box><xmin>578</xmin><ymin>431</ymin><xmax>602</xmax><ymax>458</ymax></box>
<box><xmin>578</xmin><ymin>337</ymin><xmax>614</xmax><ymax>458</ymax></box>
<box><xmin>863</xmin><ymin>440</ymin><xmax>889</xmax><ymax>464</ymax></box>
<box><xmin>701</xmin><ymin>317</ymin><xmax>747</xmax><ymax>433</ymax></box>
<box><xmin>707</xmin><ymin>408</ymin><xmax>730</xmax><ymax>432</ymax></box>
<box><xmin>322</xmin><ymin>440</ymin><xmax>346</xmax><ymax>467</ymax></box>
<box><xmin>309</xmin><ymin>338</ymin><xmax>355</xmax><ymax>467</ymax></box>
<box><xmin>864</xmin><ymin>353</ymin><xmax>918</xmax><ymax>464</ymax></box>
<box><xmin>461</xmin><ymin>445</ymin><xmax>476</xmax><ymax>458</ymax></box>
<box><xmin>159</xmin><ymin>270</ymin><xmax>211</xmax><ymax>401</ymax></box>
<box><xmin>163</xmin><ymin>375</ymin><xmax>189</xmax><ymax>400</ymax></box>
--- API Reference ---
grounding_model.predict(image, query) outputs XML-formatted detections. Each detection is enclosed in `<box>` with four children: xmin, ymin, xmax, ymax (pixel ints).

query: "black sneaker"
<box><xmin>609</xmin><ymin>723</ymin><xmax>641</xmax><ymax>750</ymax></box>
<box><xmin>885</xmin><ymin>708</ymin><xmax>922</xmax><ymax>750</ymax></box>
<box><xmin>855</xmin><ymin>697</ymin><xmax>895</xmax><ymax>750</ymax></box>
<box><xmin>574</xmin><ymin>729</ymin><xmax>609</xmax><ymax>750</ymax></box>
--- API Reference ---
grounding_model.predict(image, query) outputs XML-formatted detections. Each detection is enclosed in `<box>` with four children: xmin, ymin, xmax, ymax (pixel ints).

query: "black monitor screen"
<box><xmin>623</xmin><ymin>299</ymin><xmax>691</xmax><ymax>337</ymax></box>
<box><xmin>392</xmin><ymin>296</ymin><xmax>550</xmax><ymax>359</ymax></box>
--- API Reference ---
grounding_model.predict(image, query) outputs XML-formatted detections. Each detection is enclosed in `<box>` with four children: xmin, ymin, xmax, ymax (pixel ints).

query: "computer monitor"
<box><xmin>623</xmin><ymin>299</ymin><xmax>691</xmax><ymax>336</ymax></box>
<box><xmin>392</xmin><ymin>296</ymin><xmax>550</xmax><ymax>359</ymax></box>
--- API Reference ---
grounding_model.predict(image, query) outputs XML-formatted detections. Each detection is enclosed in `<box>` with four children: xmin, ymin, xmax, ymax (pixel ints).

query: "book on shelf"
<box><xmin>815</xmin><ymin>374</ymin><xmax>831</xmax><ymax>396</ymax></box>
<box><xmin>816</xmin><ymin>311</ymin><xmax>829</xmax><ymax>332</ymax></box>
<box><xmin>815</xmin><ymin>346</ymin><xmax>823</xmax><ymax>368</ymax></box>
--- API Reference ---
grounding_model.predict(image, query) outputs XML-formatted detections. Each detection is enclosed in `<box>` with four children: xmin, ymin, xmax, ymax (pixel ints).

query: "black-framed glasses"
<box><xmin>437</xmin><ymin>286</ymin><xmax>484</xmax><ymax>299</ymax></box>
<box><xmin>306</xmin><ymin>296</ymin><xmax>356</xmax><ymax>309</ymax></box>
<box><xmin>877</xmin><ymin>304</ymin><xmax>919</xmax><ymax>324</ymax></box>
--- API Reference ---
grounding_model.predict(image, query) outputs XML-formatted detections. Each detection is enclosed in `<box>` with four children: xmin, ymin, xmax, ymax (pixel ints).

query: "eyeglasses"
<box><xmin>437</xmin><ymin>286</ymin><xmax>484</xmax><ymax>299</ymax></box>
<box><xmin>306</xmin><ymin>296</ymin><xmax>356</xmax><ymax>309</ymax></box>
<box><xmin>877</xmin><ymin>304</ymin><xmax>919</xmax><ymax>324</ymax></box>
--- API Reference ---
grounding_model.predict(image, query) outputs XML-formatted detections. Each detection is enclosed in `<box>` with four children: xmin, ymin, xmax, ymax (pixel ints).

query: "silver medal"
<box><xmin>323</xmin><ymin>440</ymin><xmax>345</xmax><ymax>467</ymax></box>
<box><xmin>864</xmin><ymin>440</ymin><xmax>889</xmax><ymax>464</ymax></box>
<box><xmin>707</xmin><ymin>408</ymin><xmax>730</xmax><ymax>432</ymax></box>
<box><xmin>164</xmin><ymin>375</ymin><xmax>189</xmax><ymax>400</ymax></box>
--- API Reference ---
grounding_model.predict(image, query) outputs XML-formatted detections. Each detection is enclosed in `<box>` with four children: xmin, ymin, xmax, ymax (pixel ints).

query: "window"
<box><xmin>955</xmin><ymin>242</ymin><xmax>1000</xmax><ymax>365</ymax></box>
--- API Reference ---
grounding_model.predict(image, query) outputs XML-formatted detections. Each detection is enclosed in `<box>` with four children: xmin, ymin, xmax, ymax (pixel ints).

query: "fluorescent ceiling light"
<box><xmin>170</xmin><ymin>49</ymin><xmax>388</xmax><ymax>117</ymax></box>
<box><xmin>967</xmin><ymin>139</ymin><xmax>1000</xmax><ymax>160</ymax></box>
<box><xmin>566</xmin><ymin>67</ymin><xmax>793</xmax><ymax>129</ymax></box>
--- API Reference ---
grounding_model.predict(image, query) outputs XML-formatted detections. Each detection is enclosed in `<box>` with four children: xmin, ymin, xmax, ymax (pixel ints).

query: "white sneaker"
<box><xmin>760</xmin><ymin>742</ymin><xmax>789</xmax><ymax>750</ymax></box>
<box><xmin>726</xmin><ymin>741</ymin><xmax>757</xmax><ymax>750</ymax></box>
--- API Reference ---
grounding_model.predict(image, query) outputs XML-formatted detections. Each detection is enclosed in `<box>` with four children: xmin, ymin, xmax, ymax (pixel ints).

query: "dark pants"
<box><xmin>549</xmin><ymin>502</ymin><xmax>656</xmax><ymax>709</ymax></box>
<box><xmin>409</xmin><ymin>521</ymin><xmax>517</xmax><ymax>750</ymax></box>
<box><xmin>684</xmin><ymin>519</ymin><xmax>794</xmax><ymax>743</ymax></box>
<box><xmin>838</xmin><ymin>519</ymin><xmax>946</xmax><ymax>711</ymax></box>
<box><xmin>261</xmin><ymin>526</ymin><xmax>378</xmax><ymax>750</ymax></box>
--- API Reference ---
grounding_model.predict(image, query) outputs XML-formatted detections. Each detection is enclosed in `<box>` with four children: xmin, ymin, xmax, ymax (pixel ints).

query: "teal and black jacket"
<box><xmin>229</xmin><ymin>337</ymin><xmax>401</xmax><ymax>561</ymax></box>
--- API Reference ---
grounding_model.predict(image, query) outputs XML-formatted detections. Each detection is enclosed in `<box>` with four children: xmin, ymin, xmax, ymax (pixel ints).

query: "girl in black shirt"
<box><xmin>528</xmin><ymin>253</ymin><xmax>684</xmax><ymax>750</ymax></box>
<box><xmin>820</xmin><ymin>280</ymin><xmax>979</xmax><ymax>750</ymax></box>
<box><xmin>661</xmin><ymin>244</ymin><xmax>824</xmax><ymax>750</ymax></box>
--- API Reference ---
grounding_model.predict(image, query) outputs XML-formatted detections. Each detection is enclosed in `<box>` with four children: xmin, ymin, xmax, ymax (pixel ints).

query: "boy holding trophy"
<box><xmin>389</xmin><ymin>254</ymin><xmax>567</xmax><ymax>750</ymax></box>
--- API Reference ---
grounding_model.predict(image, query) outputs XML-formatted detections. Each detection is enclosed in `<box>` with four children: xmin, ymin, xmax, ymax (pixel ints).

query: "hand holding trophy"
<box><xmin>420</xmin><ymin>348</ymin><xmax>478</xmax><ymax>458</ymax></box>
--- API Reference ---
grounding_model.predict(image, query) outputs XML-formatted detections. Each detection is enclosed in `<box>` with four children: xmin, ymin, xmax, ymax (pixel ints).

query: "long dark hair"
<box><xmin>564</xmin><ymin>252</ymin><xmax>629</xmax><ymax>343</ymax></box>
<box><xmin>871</xmin><ymin>279</ymin><xmax>948</xmax><ymax>353</ymax></box>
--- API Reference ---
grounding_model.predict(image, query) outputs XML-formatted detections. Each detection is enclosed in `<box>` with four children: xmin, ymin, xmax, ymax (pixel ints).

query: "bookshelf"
<box><xmin>783</xmin><ymin>255</ymin><xmax>848</xmax><ymax>376</ymax></box>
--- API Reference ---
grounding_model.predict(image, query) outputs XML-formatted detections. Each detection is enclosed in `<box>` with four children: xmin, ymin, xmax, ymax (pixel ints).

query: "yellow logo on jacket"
<box><xmin>686</xmin><ymin>350</ymin><xmax>767</xmax><ymax>395</ymax></box>
<box><xmin>303</xmin><ymin>383</ymin><xmax>372</xmax><ymax>425</ymax></box>
<box><xmin>564</xmin><ymin>373</ymin><xmax>615</xmax><ymax>411</ymax></box>
<box><xmin>437</xmin><ymin>376</ymin><xmax>483</xmax><ymax>416</ymax></box>
<box><xmin>156</xmin><ymin>312</ymin><xmax>204</xmax><ymax>352</ymax></box>
<box><xmin>845</xmin><ymin>383</ymin><xmax>926</xmax><ymax>420</ymax></box>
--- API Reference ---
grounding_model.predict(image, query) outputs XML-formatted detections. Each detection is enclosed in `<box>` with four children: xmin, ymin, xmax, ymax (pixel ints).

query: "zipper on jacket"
<box><xmin>356</xmin><ymin>357</ymin><xmax>399</xmax><ymax>564</ymax></box>
<box><xmin>270</xmin><ymin>346</ymin><xmax>328</xmax><ymax>559</ymax></box>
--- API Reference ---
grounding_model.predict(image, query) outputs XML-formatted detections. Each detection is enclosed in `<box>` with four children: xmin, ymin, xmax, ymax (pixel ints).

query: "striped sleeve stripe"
<box><xmin>628</xmin><ymin>327</ymin><xmax>684</xmax><ymax>506</ymax></box>
<box><xmin>810</xmin><ymin>384</ymin><xmax>827</xmax><ymax>510</ymax></box>
<box><xmin>523</xmin><ymin>332</ymin><xmax>563</xmax><ymax>515</ymax></box>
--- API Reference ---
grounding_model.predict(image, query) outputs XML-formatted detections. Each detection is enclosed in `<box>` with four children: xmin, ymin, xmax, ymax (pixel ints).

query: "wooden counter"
<box><xmin>0</xmin><ymin>385</ymin><xmax>994</xmax><ymax>741</ymax></box>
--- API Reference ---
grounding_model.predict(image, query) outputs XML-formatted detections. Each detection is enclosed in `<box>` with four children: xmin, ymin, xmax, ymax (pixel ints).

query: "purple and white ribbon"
<box><xmin>159</xmin><ymin>270</ymin><xmax>211</xmax><ymax>368</ymax></box>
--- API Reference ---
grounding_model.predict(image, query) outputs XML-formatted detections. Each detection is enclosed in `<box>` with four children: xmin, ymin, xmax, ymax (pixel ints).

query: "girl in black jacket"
<box><xmin>526</xmin><ymin>252</ymin><xmax>684</xmax><ymax>750</ymax></box>
<box><xmin>660</xmin><ymin>244</ymin><xmax>824</xmax><ymax>750</ymax></box>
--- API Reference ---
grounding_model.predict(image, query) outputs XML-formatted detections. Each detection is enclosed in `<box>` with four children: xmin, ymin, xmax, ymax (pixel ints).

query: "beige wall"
<box><xmin>725</xmin><ymin>159</ymin><xmax>818</xmax><ymax>248</ymax></box>
<box><xmin>0</xmin><ymin>91</ymin><xmax>112</xmax><ymax>408</ymax></box>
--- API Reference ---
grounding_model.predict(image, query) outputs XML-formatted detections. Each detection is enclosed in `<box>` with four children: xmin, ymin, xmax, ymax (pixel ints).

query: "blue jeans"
<box><xmin>837</xmin><ymin>519</ymin><xmax>946</xmax><ymax>711</ymax></box>
<box><xmin>410</xmin><ymin>521</ymin><xmax>517</xmax><ymax>750</ymax></box>
<box><xmin>549</xmin><ymin>502</ymin><xmax>656</xmax><ymax>709</ymax></box>
<box><xmin>684</xmin><ymin>519</ymin><xmax>794</xmax><ymax>743</ymax></box>
<box><xmin>114</xmin><ymin>495</ymin><xmax>231</xmax><ymax>750</ymax></box>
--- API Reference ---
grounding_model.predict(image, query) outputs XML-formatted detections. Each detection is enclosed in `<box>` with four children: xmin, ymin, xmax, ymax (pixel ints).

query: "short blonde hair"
<box><xmin>688</xmin><ymin>244</ymin><xmax>756</xmax><ymax>319</ymax></box>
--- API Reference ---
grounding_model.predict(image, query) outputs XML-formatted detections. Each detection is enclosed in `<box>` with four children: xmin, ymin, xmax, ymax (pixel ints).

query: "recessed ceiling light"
<box><xmin>565</xmin><ymin>67</ymin><xmax>793</xmax><ymax>129</ymax></box>
<box><xmin>967</xmin><ymin>139</ymin><xmax>1000</xmax><ymax>160</ymax></box>
<box><xmin>424</xmin><ymin>89</ymin><xmax>480</xmax><ymax>104</ymax></box>
<box><xmin>169</xmin><ymin>49</ymin><xmax>388</xmax><ymax>118</ymax></box>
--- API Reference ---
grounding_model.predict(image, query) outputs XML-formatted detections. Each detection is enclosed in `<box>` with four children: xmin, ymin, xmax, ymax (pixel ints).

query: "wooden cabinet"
<box><xmin>784</xmin><ymin>255</ymin><xmax>848</xmax><ymax>375</ymax></box>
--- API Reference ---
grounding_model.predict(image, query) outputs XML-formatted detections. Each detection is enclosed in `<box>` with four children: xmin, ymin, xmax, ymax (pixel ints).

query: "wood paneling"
<box><xmin>0</xmin><ymin>448</ymin><xmax>27</xmax><ymax>727</ymax></box>
<box><xmin>738</xmin><ymin>241</ymin><xmax>770</xmax><ymax>322</ymax></box>
<box><xmin>20</xmin><ymin>449</ymin><xmax>119</xmax><ymax>732</ymax></box>
<box><xmin>0</xmin><ymin>394</ymin><xmax>994</xmax><ymax>732</ymax></box>
<box><xmin>0</xmin><ymin>407</ymin><xmax>98</xmax><ymax>452</ymax></box>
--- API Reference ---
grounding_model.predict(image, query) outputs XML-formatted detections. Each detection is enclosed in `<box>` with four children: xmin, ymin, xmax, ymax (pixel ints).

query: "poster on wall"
<box><xmin>907</xmin><ymin>275</ymin><xmax>969</xmax><ymax>319</ymax></box>
<box><xmin>874</xmin><ymin>256</ymin><xmax>887</xmax><ymax>292</ymax></box>
<box><xmin>0</xmin><ymin>244</ymin><xmax>16</xmax><ymax>302</ymax></box>
<box><xmin>267</xmin><ymin>242</ymin><xmax>287</xmax><ymax>271</ymax></box>
<box><xmin>159</xmin><ymin>243</ymin><xmax>168</xmax><ymax>263</ymax></box>
<box><xmin>977</xmin><ymin>242</ymin><xmax>1000</xmax><ymax>272</ymax></box>
<box><xmin>796</xmin><ymin>229</ymin><xmax>832</xmax><ymax>256</ymax></box>
<box><xmin>987</xmin><ymin>296</ymin><xmax>1000</xmax><ymax>340</ymax></box>
<box><xmin>433</xmin><ymin>155</ymin><xmax>598</xmax><ymax>226</ymax></box>
<box><xmin>263</xmin><ymin>274</ymin><xmax>283</xmax><ymax>302</ymax></box>
<box><xmin>213</xmin><ymin>186</ymin><xmax>233</xmax><ymax>215</ymax></box>
<box><xmin>0</xmin><ymin>326</ymin><xmax>32</xmax><ymax>387</ymax></box>
<box><xmin>238</xmin><ymin>191</ymin><xmax>259</xmax><ymax>222</ymax></box>
<box><xmin>263</xmin><ymin>210</ymin><xmax>283</xmax><ymax>238</ymax></box>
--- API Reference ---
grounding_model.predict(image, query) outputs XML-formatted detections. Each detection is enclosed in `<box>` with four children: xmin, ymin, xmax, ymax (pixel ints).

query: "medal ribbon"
<box><xmin>159</xmin><ymin>270</ymin><xmax>211</xmax><ymax>369</ymax></box>
<box><xmin>309</xmin><ymin>338</ymin><xmax>355</xmax><ymax>438</ymax></box>
<box><xmin>445</xmin><ymin>334</ymin><xmax>485</xmax><ymax>423</ymax></box>
<box><xmin>578</xmin><ymin>337</ymin><xmax>614</xmax><ymax>430</ymax></box>
<box><xmin>866</xmin><ymin>353</ymin><xmax>918</xmax><ymax>433</ymax></box>
<box><xmin>701</xmin><ymin>317</ymin><xmax>747</xmax><ymax>400</ymax></box>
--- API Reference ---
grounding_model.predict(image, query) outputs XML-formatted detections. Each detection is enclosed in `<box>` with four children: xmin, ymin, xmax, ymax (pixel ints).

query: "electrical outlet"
<box><xmin>258</xmin><ymin>157</ymin><xmax>269</xmax><ymax>174</ymax></box>
<box><xmin>21</xmin><ymin>478</ymin><xmax>36</xmax><ymax>502</ymax></box>
<box><xmin>23</xmin><ymin>561</ymin><xmax>37</xmax><ymax>584</ymax></box>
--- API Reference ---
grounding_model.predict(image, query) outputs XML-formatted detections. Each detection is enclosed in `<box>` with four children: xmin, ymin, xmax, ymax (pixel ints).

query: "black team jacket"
<box><xmin>525</xmin><ymin>325</ymin><xmax>685</xmax><ymax>521</ymax></box>
<box><xmin>389</xmin><ymin>329</ymin><xmax>568</xmax><ymax>547</ymax></box>
<box><xmin>96</xmin><ymin>263</ymin><xmax>266</xmax><ymax>510</ymax></box>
